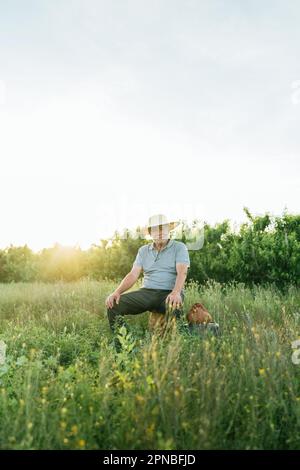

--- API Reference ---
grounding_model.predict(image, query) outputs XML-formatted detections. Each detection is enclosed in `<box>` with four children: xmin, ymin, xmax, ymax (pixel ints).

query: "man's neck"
<box><xmin>153</xmin><ymin>238</ymin><xmax>170</xmax><ymax>251</ymax></box>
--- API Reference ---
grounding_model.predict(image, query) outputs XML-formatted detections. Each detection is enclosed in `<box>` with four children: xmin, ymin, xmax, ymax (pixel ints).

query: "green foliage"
<box><xmin>0</xmin><ymin>209</ymin><xmax>299</xmax><ymax>289</ymax></box>
<box><xmin>0</xmin><ymin>245</ymin><xmax>38</xmax><ymax>282</ymax></box>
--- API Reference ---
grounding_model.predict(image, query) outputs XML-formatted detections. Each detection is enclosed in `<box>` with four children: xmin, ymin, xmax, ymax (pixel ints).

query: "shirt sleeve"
<box><xmin>133</xmin><ymin>247</ymin><xmax>144</xmax><ymax>268</ymax></box>
<box><xmin>175</xmin><ymin>243</ymin><xmax>190</xmax><ymax>267</ymax></box>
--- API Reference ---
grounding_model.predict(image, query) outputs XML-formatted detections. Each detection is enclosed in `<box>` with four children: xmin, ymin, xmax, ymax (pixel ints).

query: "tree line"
<box><xmin>0</xmin><ymin>208</ymin><xmax>299</xmax><ymax>290</ymax></box>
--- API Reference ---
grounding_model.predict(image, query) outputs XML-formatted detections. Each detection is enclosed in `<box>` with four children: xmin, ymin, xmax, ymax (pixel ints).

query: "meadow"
<box><xmin>0</xmin><ymin>278</ymin><xmax>300</xmax><ymax>450</ymax></box>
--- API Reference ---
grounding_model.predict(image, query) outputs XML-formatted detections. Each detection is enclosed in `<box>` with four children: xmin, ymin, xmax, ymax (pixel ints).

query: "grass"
<box><xmin>0</xmin><ymin>278</ymin><xmax>300</xmax><ymax>449</ymax></box>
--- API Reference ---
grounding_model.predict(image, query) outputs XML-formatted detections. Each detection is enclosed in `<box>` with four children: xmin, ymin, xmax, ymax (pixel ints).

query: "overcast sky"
<box><xmin>0</xmin><ymin>0</ymin><xmax>299</xmax><ymax>251</ymax></box>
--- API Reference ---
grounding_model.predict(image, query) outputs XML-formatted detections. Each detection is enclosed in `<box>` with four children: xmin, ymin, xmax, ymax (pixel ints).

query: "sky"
<box><xmin>0</xmin><ymin>0</ymin><xmax>299</xmax><ymax>252</ymax></box>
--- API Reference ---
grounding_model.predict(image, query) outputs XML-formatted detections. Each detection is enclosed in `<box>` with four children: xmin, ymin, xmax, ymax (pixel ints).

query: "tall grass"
<box><xmin>0</xmin><ymin>279</ymin><xmax>299</xmax><ymax>449</ymax></box>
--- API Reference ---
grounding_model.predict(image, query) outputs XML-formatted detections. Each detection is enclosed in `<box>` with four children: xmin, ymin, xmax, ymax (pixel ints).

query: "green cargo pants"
<box><xmin>107</xmin><ymin>287</ymin><xmax>185</xmax><ymax>351</ymax></box>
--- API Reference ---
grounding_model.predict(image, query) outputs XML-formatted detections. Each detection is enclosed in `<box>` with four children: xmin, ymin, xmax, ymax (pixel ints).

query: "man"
<box><xmin>105</xmin><ymin>214</ymin><xmax>190</xmax><ymax>351</ymax></box>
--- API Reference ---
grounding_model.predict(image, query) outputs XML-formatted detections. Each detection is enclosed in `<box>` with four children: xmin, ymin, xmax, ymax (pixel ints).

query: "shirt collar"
<box><xmin>149</xmin><ymin>238</ymin><xmax>174</xmax><ymax>251</ymax></box>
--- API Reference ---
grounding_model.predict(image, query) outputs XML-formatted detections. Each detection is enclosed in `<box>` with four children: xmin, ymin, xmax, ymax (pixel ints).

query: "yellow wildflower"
<box><xmin>29</xmin><ymin>348</ymin><xmax>36</xmax><ymax>359</ymax></box>
<box><xmin>146</xmin><ymin>423</ymin><xmax>155</xmax><ymax>437</ymax></box>
<box><xmin>135</xmin><ymin>394</ymin><xmax>145</xmax><ymax>404</ymax></box>
<box><xmin>71</xmin><ymin>425</ymin><xmax>78</xmax><ymax>435</ymax></box>
<box><xmin>78</xmin><ymin>439</ymin><xmax>85</xmax><ymax>448</ymax></box>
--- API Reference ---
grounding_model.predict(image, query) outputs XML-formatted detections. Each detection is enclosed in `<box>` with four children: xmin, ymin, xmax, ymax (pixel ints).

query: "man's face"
<box><xmin>149</xmin><ymin>224</ymin><xmax>170</xmax><ymax>241</ymax></box>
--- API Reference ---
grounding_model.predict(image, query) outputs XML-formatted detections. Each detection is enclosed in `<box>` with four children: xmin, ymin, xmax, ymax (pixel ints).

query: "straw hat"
<box><xmin>141</xmin><ymin>214</ymin><xmax>180</xmax><ymax>235</ymax></box>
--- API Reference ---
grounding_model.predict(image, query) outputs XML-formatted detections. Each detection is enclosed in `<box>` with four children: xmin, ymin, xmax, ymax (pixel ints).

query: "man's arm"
<box><xmin>172</xmin><ymin>263</ymin><xmax>189</xmax><ymax>294</ymax></box>
<box><xmin>115</xmin><ymin>265</ymin><xmax>142</xmax><ymax>295</ymax></box>
<box><xmin>105</xmin><ymin>265</ymin><xmax>142</xmax><ymax>309</ymax></box>
<box><xmin>166</xmin><ymin>263</ymin><xmax>189</xmax><ymax>308</ymax></box>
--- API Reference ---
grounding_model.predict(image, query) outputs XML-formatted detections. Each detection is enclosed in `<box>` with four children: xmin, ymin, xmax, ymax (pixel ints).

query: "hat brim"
<box><xmin>141</xmin><ymin>221</ymin><xmax>180</xmax><ymax>236</ymax></box>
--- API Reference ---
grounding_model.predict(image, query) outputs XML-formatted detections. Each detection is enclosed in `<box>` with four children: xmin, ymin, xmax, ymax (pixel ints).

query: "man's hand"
<box><xmin>105</xmin><ymin>291</ymin><xmax>121</xmax><ymax>309</ymax></box>
<box><xmin>165</xmin><ymin>291</ymin><xmax>183</xmax><ymax>310</ymax></box>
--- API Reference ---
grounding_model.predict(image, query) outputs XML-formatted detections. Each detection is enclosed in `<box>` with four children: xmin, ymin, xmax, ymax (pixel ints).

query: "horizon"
<box><xmin>0</xmin><ymin>205</ymin><xmax>297</xmax><ymax>253</ymax></box>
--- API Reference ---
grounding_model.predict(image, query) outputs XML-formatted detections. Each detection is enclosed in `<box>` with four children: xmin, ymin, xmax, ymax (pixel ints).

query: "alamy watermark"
<box><xmin>291</xmin><ymin>338</ymin><xmax>300</xmax><ymax>365</ymax></box>
<box><xmin>0</xmin><ymin>340</ymin><xmax>7</xmax><ymax>366</ymax></box>
<box><xmin>0</xmin><ymin>79</ymin><xmax>6</xmax><ymax>106</ymax></box>
<box><xmin>291</xmin><ymin>80</ymin><xmax>300</xmax><ymax>105</ymax></box>
<box><xmin>105</xmin><ymin>201</ymin><xmax>206</xmax><ymax>251</ymax></box>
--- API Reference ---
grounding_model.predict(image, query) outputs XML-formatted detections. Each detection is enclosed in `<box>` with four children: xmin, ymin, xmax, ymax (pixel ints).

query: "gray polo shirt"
<box><xmin>133</xmin><ymin>239</ymin><xmax>190</xmax><ymax>293</ymax></box>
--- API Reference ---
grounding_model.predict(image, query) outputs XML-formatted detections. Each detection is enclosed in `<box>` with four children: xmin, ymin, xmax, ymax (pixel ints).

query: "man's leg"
<box><xmin>107</xmin><ymin>288</ymin><xmax>156</xmax><ymax>351</ymax></box>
